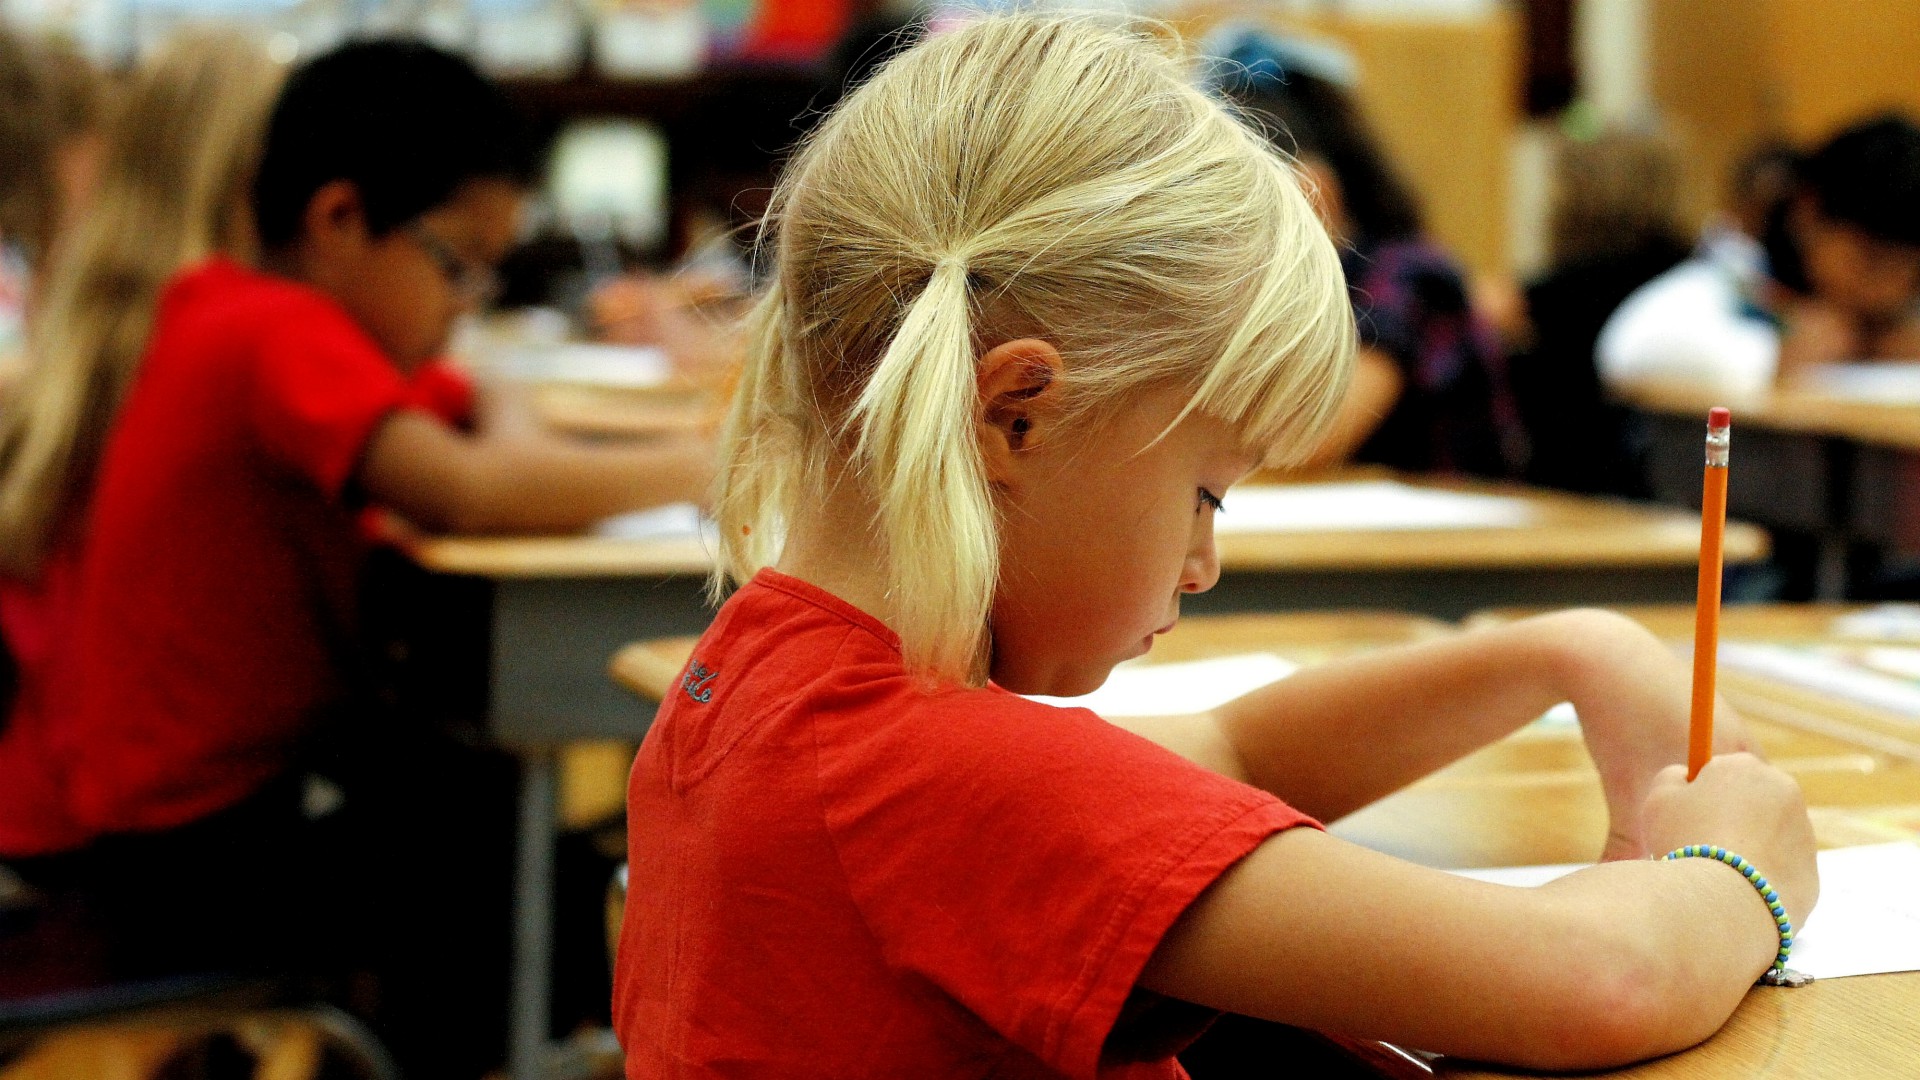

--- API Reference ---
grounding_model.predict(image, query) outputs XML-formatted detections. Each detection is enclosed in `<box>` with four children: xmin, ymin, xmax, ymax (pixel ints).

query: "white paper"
<box><xmin>1025</xmin><ymin>653</ymin><xmax>1298</xmax><ymax>717</ymax></box>
<box><xmin>495</xmin><ymin>343</ymin><xmax>672</xmax><ymax>390</ymax></box>
<box><xmin>1454</xmin><ymin>843</ymin><xmax>1920</xmax><ymax>980</ymax></box>
<box><xmin>1716</xmin><ymin>641</ymin><xmax>1920</xmax><ymax>720</ymax></box>
<box><xmin>1213</xmin><ymin>481</ymin><xmax>1538</xmax><ymax>534</ymax></box>
<box><xmin>1833</xmin><ymin>604</ymin><xmax>1920</xmax><ymax>644</ymax></box>
<box><xmin>592</xmin><ymin>502</ymin><xmax>710</xmax><ymax>543</ymax></box>
<box><xmin>1800</xmin><ymin>362</ymin><xmax>1920</xmax><ymax>405</ymax></box>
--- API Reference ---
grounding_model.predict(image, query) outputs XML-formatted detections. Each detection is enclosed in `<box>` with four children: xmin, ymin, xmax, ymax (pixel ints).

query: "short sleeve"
<box><xmin>810</xmin><ymin>683</ymin><xmax>1316</xmax><ymax>1079</ymax></box>
<box><xmin>242</xmin><ymin>298</ymin><xmax>410</xmax><ymax>498</ymax></box>
<box><xmin>404</xmin><ymin>359</ymin><xmax>478</xmax><ymax>429</ymax></box>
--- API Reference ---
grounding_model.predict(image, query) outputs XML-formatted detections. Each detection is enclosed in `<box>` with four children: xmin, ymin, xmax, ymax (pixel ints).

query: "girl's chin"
<box><xmin>991</xmin><ymin>658</ymin><xmax>1125</xmax><ymax>699</ymax></box>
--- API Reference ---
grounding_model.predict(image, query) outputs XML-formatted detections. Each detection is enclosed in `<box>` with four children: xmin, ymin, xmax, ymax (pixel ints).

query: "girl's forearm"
<box><xmin>1143</xmin><ymin>831</ymin><xmax>1784</xmax><ymax>1070</ymax></box>
<box><xmin>1213</xmin><ymin>609</ymin><xmax>1609</xmax><ymax>821</ymax></box>
<box><xmin>456</xmin><ymin>435</ymin><xmax>711</xmax><ymax>534</ymax></box>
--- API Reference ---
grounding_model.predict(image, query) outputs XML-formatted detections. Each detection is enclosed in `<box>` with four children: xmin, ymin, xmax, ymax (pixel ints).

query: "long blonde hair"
<box><xmin>0</xmin><ymin>30</ymin><xmax>282</xmax><ymax>579</ymax></box>
<box><xmin>0</xmin><ymin>25</ymin><xmax>104</xmax><ymax>270</ymax></box>
<box><xmin>715</xmin><ymin>14</ymin><xmax>1356</xmax><ymax>683</ymax></box>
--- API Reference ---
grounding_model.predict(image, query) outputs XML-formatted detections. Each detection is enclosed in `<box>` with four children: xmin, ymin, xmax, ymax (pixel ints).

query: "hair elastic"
<box><xmin>1662</xmin><ymin>845</ymin><xmax>1807</xmax><ymax>987</ymax></box>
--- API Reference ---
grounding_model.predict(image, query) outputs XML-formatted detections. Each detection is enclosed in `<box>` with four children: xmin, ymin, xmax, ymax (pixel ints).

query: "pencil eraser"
<box><xmin>1708</xmin><ymin>406</ymin><xmax>1731</xmax><ymax>429</ymax></box>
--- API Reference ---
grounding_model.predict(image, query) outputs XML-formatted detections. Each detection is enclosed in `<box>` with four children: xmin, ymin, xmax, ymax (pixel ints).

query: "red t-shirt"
<box><xmin>44</xmin><ymin>257</ymin><xmax>413</xmax><ymax>838</ymax></box>
<box><xmin>0</xmin><ymin>276</ymin><xmax>469</xmax><ymax>854</ymax></box>
<box><xmin>403</xmin><ymin>358</ymin><xmax>476</xmax><ymax>430</ymax></box>
<box><xmin>0</xmin><ymin>546</ymin><xmax>88</xmax><ymax>854</ymax></box>
<box><xmin>614</xmin><ymin>570</ymin><xmax>1317</xmax><ymax>1079</ymax></box>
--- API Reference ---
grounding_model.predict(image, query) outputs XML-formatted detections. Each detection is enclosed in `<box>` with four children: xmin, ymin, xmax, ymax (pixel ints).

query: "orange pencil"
<box><xmin>1688</xmin><ymin>407</ymin><xmax>1731</xmax><ymax>781</ymax></box>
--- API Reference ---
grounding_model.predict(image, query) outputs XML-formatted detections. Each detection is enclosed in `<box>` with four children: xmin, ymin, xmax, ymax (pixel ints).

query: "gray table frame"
<box><xmin>1641</xmin><ymin>412</ymin><xmax>1920</xmax><ymax>599</ymax></box>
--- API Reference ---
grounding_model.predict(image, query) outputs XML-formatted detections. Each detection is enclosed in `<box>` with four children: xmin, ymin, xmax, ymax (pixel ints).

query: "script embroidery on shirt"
<box><xmin>681</xmin><ymin>661</ymin><xmax>718</xmax><ymax>704</ymax></box>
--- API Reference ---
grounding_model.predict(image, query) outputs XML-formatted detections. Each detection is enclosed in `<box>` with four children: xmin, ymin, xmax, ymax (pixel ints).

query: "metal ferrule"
<box><xmin>1705</xmin><ymin>426</ymin><xmax>1730</xmax><ymax>468</ymax></box>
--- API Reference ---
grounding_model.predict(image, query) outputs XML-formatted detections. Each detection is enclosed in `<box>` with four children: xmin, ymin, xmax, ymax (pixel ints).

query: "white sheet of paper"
<box><xmin>1453</xmin><ymin>843</ymin><xmax>1920</xmax><ymax>980</ymax></box>
<box><xmin>495</xmin><ymin>343</ymin><xmax>672</xmax><ymax>389</ymax></box>
<box><xmin>1832</xmin><ymin>604</ymin><xmax>1920</xmax><ymax>643</ymax></box>
<box><xmin>1025</xmin><ymin>653</ymin><xmax>1299</xmax><ymax>717</ymax></box>
<box><xmin>1212</xmin><ymin>481</ymin><xmax>1538</xmax><ymax>534</ymax></box>
<box><xmin>592</xmin><ymin>502</ymin><xmax>709</xmax><ymax>542</ymax></box>
<box><xmin>1717</xmin><ymin>641</ymin><xmax>1920</xmax><ymax>720</ymax></box>
<box><xmin>1800</xmin><ymin>362</ymin><xmax>1920</xmax><ymax>405</ymax></box>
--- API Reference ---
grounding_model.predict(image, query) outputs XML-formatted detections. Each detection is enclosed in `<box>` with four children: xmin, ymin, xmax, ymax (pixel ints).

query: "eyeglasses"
<box><xmin>407</xmin><ymin>224</ymin><xmax>503</xmax><ymax>308</ymax></box>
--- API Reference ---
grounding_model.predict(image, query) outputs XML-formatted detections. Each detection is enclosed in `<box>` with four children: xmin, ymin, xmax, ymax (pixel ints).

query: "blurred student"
<box><xmin>0</xmin><ymin>38</ymin><xmax>707</xmax><ymax>1078</ymax></box>
<box><xmin>1212</xmin><ymin>28</ymin><xmax>1524</xmax><ymax>477</ymax></box>
<box><xmin>1511</xmin><ymin>127</ymin><xmax>1691</xmax><ymax>496</ymax></box>
<box><xmin>1600</xmin><ymin>116</ymin><xmax>1920</xmax><ymax>395</ymax></box>
<box><xmin>0</xmin><ymin>25</ymin><xmax>104</xmax><ymax>371</ymax></box>
<box><xmin>1695</xmin><ymin>142</ymin><xmax>1800</xmax><ymax>290</ymax></box>
<box><xmin>0</xmin><ymin>29</ymin><xmax>284</xmax><ymax>861</ymax></box>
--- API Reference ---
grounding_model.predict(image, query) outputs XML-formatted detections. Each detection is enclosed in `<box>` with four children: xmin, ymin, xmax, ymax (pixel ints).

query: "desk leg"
<box><xmin>510</xmin><ymin>749</ymin><xmax>557</xmax><ymax>1080</ymax></box>
<box><xmin>1816</xmin><ymin>536</ymin><xmax>1851</xmax><ymax>601</ymax></box>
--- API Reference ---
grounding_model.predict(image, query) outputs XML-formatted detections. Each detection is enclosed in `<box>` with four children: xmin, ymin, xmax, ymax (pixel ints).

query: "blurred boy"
<box><xmin>1600</xmin><ymin>116</ymin><xmax>1920</xmax><ymax>394</ymax></box>
<box><xmin>21</xmin><ymin>40</ymin><xmax>706</xmax><ymax>1078</ymax></box>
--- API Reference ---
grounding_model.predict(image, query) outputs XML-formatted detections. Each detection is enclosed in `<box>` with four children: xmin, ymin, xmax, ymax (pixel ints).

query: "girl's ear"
<box><xmin>976</xmin><ymin>337</ymin><xmax>1064</xmax><ymax>484</ymax></box>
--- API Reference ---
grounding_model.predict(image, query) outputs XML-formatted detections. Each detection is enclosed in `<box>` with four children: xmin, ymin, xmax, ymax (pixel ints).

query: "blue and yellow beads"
<box><xmin>1663</xmin><ymin>844</ymin><xmax>1796</xmax><ymax>984</ymax></box>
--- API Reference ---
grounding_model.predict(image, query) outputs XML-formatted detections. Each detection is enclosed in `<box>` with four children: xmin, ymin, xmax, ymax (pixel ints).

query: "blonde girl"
<box><xmin>0</xmin><ymin>25</ymin><xmax>104</xmax><ymax>275</ymax></box>
<box><xmin>615</xmin><ymin>14</ymin><xmax>1815</xmax><ymax>1077</ymax></box>
<box><xmin>0</xmin><ymin>25</ymin><xmax>104</xmax><ymax>380</ymax></box>
<box><xmin>0</xmin><ymin>29</ymin><xmax>282</xmax><ymax>580</ymax></box>
<box><xmin>0</xmin><ymin>30</ymin><xmax>281</xmax><ymax>855</ymax></box>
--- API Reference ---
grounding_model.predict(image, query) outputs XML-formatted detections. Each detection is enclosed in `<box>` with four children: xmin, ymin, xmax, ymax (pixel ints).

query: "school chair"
<box><xmin>0</xmin><ymin>872</ymin><xmax>400</xmax><ymax>1080</ymax></box>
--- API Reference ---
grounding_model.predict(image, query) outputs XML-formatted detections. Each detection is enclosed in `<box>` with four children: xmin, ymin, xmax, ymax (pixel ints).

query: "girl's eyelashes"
<box><xmin>1197</xmin><ymin>488</ymin><xmax>1225</xmax><ymax>513</ymax></box>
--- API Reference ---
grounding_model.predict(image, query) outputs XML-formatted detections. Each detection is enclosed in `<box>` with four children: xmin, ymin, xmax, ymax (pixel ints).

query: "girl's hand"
<box><xmin>1554</xmin><ymin>611</ymin><xmax>1757</xmax><ymax>860</ymax></box>
<box><xmin>1640</xmin><ymin>754</ymin><xmax>1819</xmax><ymax>933</ymax></box>
<box><xmin>1777</xmin><ymin>299</ymin><xmax>1863</xmax><ymax>377</ymax></box>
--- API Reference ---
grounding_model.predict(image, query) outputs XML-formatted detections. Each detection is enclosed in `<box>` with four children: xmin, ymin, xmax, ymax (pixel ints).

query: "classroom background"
<box><xmin>5</xmin><ymin>0</ymin><xmax>1920</xmax><ymax>1078</ymax></box>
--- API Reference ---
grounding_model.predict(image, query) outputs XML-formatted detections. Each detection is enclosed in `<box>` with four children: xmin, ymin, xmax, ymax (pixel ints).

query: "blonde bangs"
<box><xmin>1181</xmin><ymin>157</ymin><xmax>1356</xmax><ymax>467</ymax></box>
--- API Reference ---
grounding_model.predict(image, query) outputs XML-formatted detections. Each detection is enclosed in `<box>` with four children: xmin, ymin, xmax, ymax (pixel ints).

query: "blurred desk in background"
<box><xmin>533</xmin><ymin>383</ymin><xmax>712</xmax><ymax>439</ymax></box>
<box><xmin>1192</xmin><ymin>474</ymin><xmax>1765</xmax><ymax>619</ymax></box>
<box><xmin>1622</xmin><ymin>374</ymin><xmax>1920</xmax><ymax>600</ymax></box>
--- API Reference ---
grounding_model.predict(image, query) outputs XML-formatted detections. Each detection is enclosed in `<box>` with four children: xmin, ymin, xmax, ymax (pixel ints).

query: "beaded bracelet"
<box><xmin>1662</xmin><ymin>845</ymin><xmax>1808</xmax><ymax>987</ymax></box>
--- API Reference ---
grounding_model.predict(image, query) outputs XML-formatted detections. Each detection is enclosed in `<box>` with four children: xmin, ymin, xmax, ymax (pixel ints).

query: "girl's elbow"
<box><xmin>1519</xmin><ymin>932</ymin><xmax>1718</xmax><ymax>1070</ymax></box>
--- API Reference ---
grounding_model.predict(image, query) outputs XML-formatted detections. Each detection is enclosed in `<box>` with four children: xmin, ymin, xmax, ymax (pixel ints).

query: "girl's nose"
<box><xmin>1181</xmin><ymin>521</ymin><xmax>1222</xmax><ymax>595</ymax></box>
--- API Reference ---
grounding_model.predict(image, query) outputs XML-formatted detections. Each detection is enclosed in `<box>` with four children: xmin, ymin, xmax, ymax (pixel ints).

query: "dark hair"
<box><xmin>1800</xmin><ymin>115</ymin><xmax>1920</xmax><ymax>248</ymax></box>
<box><xmin>252</xmin><ymin>38</ymin><xmax>535</xmax><ymax>250</ymax></box>
<box><xmin>1209</xmin><ymin>31</ymin><xmax>1423</xmax><ymax>246</ymax></box>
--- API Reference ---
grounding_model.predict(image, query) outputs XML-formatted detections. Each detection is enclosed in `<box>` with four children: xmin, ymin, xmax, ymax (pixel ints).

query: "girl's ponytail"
<box><xmin>846</xmin><ymin>258</ymin><xmax>994</xmax><ymax>683</ymax></box>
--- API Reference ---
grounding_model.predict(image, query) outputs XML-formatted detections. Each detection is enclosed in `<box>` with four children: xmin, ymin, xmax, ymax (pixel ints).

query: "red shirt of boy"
<box><xmin>0</xmin><ymin>258</ymin><xmax>467</xmax><ymax>844</ymax></box>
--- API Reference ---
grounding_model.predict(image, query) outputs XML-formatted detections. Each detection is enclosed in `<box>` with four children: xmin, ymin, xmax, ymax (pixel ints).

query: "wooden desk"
<box><xmin>610</xmin><ymin>610</ymin><xmax>1458</xmax><ymax>704</ymax></box>
<box><xmin>403</xmin><ymin>474</ymin><xmax>1767</xmax><ymax>749</ymax></box>
<box><xmin>1465</xmin><ymin>604</ymin><xmax>1920</xmax><ymax>769</ymax></box>
<box><xmin>1433</xmin><ymin>602</ymin><xmax>1920</xmax><ymax>1076</ymax></box>
<box><xmin>617</xmin><ymin>607</ymin><xmax>1920</xmax><ymax>1078</ymax></box>
<box><xmin>1438</xmin><ymin>974</ymin><xmax>1920</xmax><ymax>1078</ymax></box>
<box><xmin>533</xmin><ymin>384</ymin><xmax>713</xmax><ymax>439</ymax></box>
<box><xmin>1194</xmin><ymin>477</ymin><xmax>1766</xmax><ymax>619</ymax></box>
